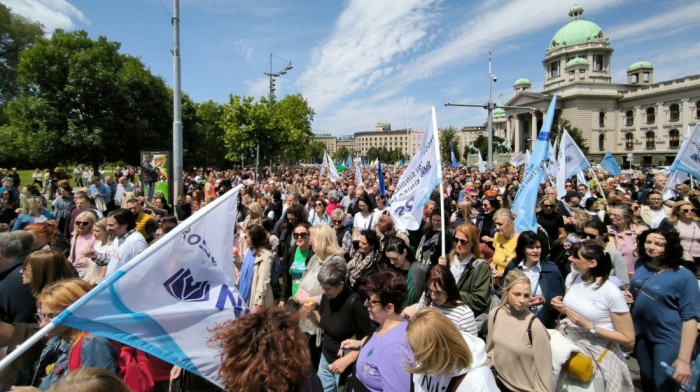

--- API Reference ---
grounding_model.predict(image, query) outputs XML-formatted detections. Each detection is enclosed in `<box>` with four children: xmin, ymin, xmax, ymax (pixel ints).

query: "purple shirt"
<box><xmin>355</xmin><ymin>321</ymin><xmax>413</xmax><ymax>392</ymax></box>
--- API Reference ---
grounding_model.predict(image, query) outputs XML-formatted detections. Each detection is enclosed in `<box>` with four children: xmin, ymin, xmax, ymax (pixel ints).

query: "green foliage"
<box><xmin>366</xmin><ymin>147</ymin><xmax>391</xmax><ymax>162</ymax></box>
<box><xmin>309</xmin><ymin>141</ymin><xmax>326</xmax><ymax>163</ymax></box>
<box><xmin>439</xmin><ymin>127</ymin><xmax>460</xmax><ymax>163</ymax></box>
<box><xmin>332</xmin><ymin>146</ymin><xmax>352</xmax><ymax>163</ymax></box>
<box><xmin>389</xmin><ymin>148</ymin><xmax>405</xmax><ymax>163</ymax></box>
<box><xmin>181</xmin><ymin>96</ymin><xmax>230</xmax><ymax>169</ymax></box>
<box><xmin>551</xmin><ymin>118</ymin><xmax>589</xmax><ymax>154</ymax></box>
<box><xmin>220</xmin><ymin>94</ymin><xmax>315</xmax><ymax>165</ymax></box>
<box><xmin>0</xmin><ymin>4</ymin><xmax>43</xmax><ymax>106</ymax></box>
<box><xmin>5</xmin><ymin>30</ymin><xmax>171</xmax><ymax>168</ymax></box>
<box><xmin>472</xmin><ymin>134</ymin><xmax>506</xmax><ymax>161</ymax></box>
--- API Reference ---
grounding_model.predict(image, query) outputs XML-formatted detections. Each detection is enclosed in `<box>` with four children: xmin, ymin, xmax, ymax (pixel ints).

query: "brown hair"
<box><xmin>210</xmin><ymin>307</ymin><xmax>310</xmax><ymax>392</ymax></box>
<box><xmin>24</xmin><ymin>249</ymin><xmax>75</xmax><ymax>297</ymax></box>
<box><xmin>670</xmin><ymin>200</ymin><xmax>699</xmax><ymax>223</ymax></box>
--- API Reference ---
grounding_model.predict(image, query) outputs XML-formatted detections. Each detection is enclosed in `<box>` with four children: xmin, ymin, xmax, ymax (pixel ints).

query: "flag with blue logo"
<box><xmin>600</xmin><ymin>151</ymin><xmax>621</xmax><ymax>176</ymax></box>
<box><xmin>451</xmin><ymin>145</ymin><xmax>457</xmax><ymax>168</ymax></box>
<box><xmin>512</xmin><ymin>95</ymin><xmax>557</xmax><ymax>233</ymax></box>
<box><xmin>670</xmin><ymin>123</ymin><xmax>700</xmax><ymax>179</ymax></box>
<box><xmin>378</xmin><ymin>161</ymin><xmax>386</xmax><ymax>195</ymax></box>
<box><xmin>390</xmin><ymin>107</ymin><xmax>442</xmax><ymax>231</ymax></box>
<box><xmin>555</xmin><ymin>130</ymin><xmax>591</xmax><ymax>199</ymax></box>
<box><xmin>52</xmin><ymin>185</ymin><xmax>247</xmax><ymax>388</ymax></box>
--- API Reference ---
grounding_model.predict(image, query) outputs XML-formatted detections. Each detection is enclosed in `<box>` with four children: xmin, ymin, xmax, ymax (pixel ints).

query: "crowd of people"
<box><xmin>0</xmin><ymin>159</ymin><xmax>698</xmax><ymax>392</ymax></box>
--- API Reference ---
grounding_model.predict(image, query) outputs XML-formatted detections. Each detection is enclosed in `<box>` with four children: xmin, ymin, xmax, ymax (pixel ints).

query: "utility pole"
<box><xmin>172</xmin><ymin>0</ymin><xmax>182</xmax><ymax>201</ymax></box>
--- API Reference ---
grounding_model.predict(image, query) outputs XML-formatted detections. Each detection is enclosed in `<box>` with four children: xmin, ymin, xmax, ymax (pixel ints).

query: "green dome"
<box><xmin>550</xmin><ymin>7</ymin><xmax>606</xmax><ymax>49</ymax></box>
<box><xmin>628</xmin><ymin>60</ymin><xmax>653</xmax><ymax>71</ymax></box>
<box><xmin>566</xmin><ymin>57</ymin><xmax>589</xmax><ymax>67</ymax></box>
<box><xmin>493</xmin><ymin>108</ymin><xmax>506</xmax><ymax>118</ymax></box>
<box><xmin>514</xmin><ymin>77</ymin><xmax>531</xmax><ymax>87</ymax></box>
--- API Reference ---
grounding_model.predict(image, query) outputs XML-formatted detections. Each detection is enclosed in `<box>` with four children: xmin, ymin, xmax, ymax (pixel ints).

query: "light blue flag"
<box><xmin>348</xmin><ymin>153</ymin><xmax>353</xmax><ymax>168</ymax></box>
<box><xmin>50</xmin><ymin>185</ymin><xmax>247</xmax><ymax>388</ymax></box>
<box><xmin>513</xmin><ymin>94</ymin><xmax>557</xmax><ymax>234</ymax></box>
<box><xmin>600</xmin><ymin>151</ymin><xmax>621</xmax><ymax>176</ymax></box>
<box><xmin>378</xmin><ymin>161</ymin><xmax>386</xmax><ymax>195</ymax></box>
<box><xmin>399</xmin><ymin>159</ymin><xmax>404</xmax><ymax>167</ymax></box>
<box><xmin>451</xmin><ymin>145</ymin><xmax>457</xmax><ymax>168</ymax></box>
<box><xmin>670</xmin><ymin>124</ymin><xmax>700</xmax><ymax>179</ymax></box>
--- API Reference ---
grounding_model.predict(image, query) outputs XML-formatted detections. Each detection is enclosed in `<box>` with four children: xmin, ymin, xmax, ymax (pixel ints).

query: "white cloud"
<box><xmin>298</xmin><ymin>0</ymin><xmax>441</xmax><ymax>113</ymax></box>
<box><xmin>4</xmin><ymin>0</ymin><xmax>87</xmax><ymax>35</ymax></box>
<box><xmin>606</xmin><ymin>2</ymin><xmax>700</xmax><ymax>44</ymax></box>
<box><xmin>234</xmin><ymin>39</ymin><xmax>254</xmax><ymax>60</ymax></box>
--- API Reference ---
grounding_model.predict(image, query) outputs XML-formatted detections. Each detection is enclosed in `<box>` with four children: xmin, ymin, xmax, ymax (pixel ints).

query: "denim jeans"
<box><xmin>318</xmin><ymin>354</ymin><xmax>340</xmax><ymax>392</ymax></box>
<box><xmin>636</xmin><ymin>337</ymin><xmax>682</xmax><ymax>392</ymax></box>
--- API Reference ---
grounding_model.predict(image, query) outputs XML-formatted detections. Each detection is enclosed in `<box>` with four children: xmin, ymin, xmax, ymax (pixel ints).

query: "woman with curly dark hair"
<box><xmin>631</xmin><ymin>228</ymin><xmax>700</xmax><ymax>392</ymax></box>
<box><xmin>348</xmin><ymin>229</ymin><xmax>385</xmax><ymax>292</ymax></box>
<box><xmin>211</xmin><ymin>307</ymin><xmax>323</xmax><ymax>392</ymax></box>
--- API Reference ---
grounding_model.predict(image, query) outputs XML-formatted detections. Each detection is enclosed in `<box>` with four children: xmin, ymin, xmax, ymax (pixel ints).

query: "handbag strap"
<box><xmin>596</xmin><ymin>342</ymin><xmax>613</xmax><ymax>363</ymax></box>
<box><xmin>446</xmin><ymin>372</ymin><xmax>467</xmax><ymax>392</ymax></box>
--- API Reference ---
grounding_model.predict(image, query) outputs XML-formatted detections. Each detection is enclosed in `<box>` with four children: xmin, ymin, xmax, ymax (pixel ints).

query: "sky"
<box><xmin>6</xmin><ymin>0</ymin><xmax>700</xmax><ymax>136</ymax></box>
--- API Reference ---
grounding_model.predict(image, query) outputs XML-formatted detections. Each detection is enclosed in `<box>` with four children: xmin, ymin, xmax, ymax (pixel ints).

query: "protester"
<box><xmin>607</xmin><ymin>203</ymin><xmax>648</xmax><ymax>277</ymax></box>
<box><xmin>281</xmin><ymin>222</ymin><xmax>314</xmax><ymax>306</ymax></box>
<box><xmin>45</xmin><ymin>368</ymin><xmax>130</xmax><ymax>392</ymax></box>
<box><xmin>12</xmin><ymin>198</ymin><xmax>52</xmax><ymax>231</ymax></box>
<box><xmin>86</xmin><ymin>209</ymin><xmax>147</xmax><ymax>278</ymax></box>
<box><xmin>238</xmin><ymin>224</ymin><xmax>274</xmax><ymax>313</ymax></box>
<box><xmin>491</xmin><ymin>209</ymin><xmax>519</xmax><ymax>281</ymax></box>
<box><xmin>383</xmin><ymin>237</ymin><xmax>426</xmax><ymax>307</ymax></box>
<box><xmin>67</xmin><ymin>212</ymin><xmax>96</xmax><ymax>278</ymax></box>
<box><xmin>83</xmin><ymin>218</ymin><xmax>113</xmax><ymax>285</ymax></box>
<box><xmin>659</xmin><ymin>200</ymin><xmax>700</xmax><ymax>262</ymax></box>
<box><xmin>20</xmin><ymin>248</ymin><xmax>75</xmax><ymax>298</ymax></box>
<box><xmin>348</xmin><ymin>229</ymin><xmax>384</xmax><ymax>292</ymax></box>
<box><xmin>24</xmin><ymin>221</ymin><xmax>58</xmax><ymax>251</ymax></box>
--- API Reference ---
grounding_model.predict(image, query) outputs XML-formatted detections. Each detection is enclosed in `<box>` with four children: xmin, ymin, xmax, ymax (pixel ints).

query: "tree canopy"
<box><xmin>439</xmin><ymin>126</ymin><xmax>460</xmax><ymax>163</ymax></box>
<box><xmin>472</xmin><ymin>134</ymin><xmax>506</xmax><ymax>161</ymax></box>
<box><xmin>552</xmin><ymin>118</ymin><xmax>589</xmax><ymax>154</ymax></box>
<box><xmin>0</xmin><ymin>4</ymin><xmax>43</xmax><ymax>107</ymax></box>
<box><xmin>332</xmin><ymin>146</ymin><xmax>353</xmax><ymax>163</ymax></box>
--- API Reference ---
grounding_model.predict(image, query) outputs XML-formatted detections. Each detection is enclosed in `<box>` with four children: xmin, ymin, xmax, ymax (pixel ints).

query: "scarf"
<box><xmin>239</xmin><ymin>249</ymin><xmax>256</xmax><ymax>305</ymax></box>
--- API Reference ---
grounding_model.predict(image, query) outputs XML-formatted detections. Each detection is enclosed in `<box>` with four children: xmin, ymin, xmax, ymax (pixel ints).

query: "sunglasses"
<box><xmin>315</xmin><ymin>203</ymin><xmax>324</xmax><ymax>207</ymax></box>
<box><xmin>293</xmin><ymin>232</ymin><xmax>308</xmax><ymax>239</ymax></box>
<box><xmin>332</xmin><ymin>220</ymin><xmax>343</xmax><ymax>224</ymax></box>
<box><xmin>681</xmin><ymin>209</ymin><xmax>696</xmax><ymax>213</ymax></box>
<box><xmin>453</xmin><ymin>238</ymin><xmax>468</xmax><ymax>246</ymax></box>
<box><xmin>543</xmin><ymin>204</ymin><xmax>554</xmax><ymax>209</ymax></box>
<box><xmin>76</xmin><ymin>221</ymin><xmax>91</xmax><ymax>226</ymax></box>
<box><xmin>583</xmin><ymin>233</ymin><xmax>598</xmax><ymax>239</ymax></box>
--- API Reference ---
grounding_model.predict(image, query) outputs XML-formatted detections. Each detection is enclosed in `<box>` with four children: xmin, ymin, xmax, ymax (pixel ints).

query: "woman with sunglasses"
<box><xmin>68</xmin><ymin>212</ymin><xmax>96</xmax><ymax>279</ymax></box>
<box><xmin>631</xmin><ymin>228</ymin><xmax>700</xmax><ymax>391</ymax></box>
<box><xmin>582</xmin><ymin>220</ymin><xmax>630</xmax><ymax>291</ymax></box>
<box><xmin>607</xmin><ymin>203</ymin><xmax>648</xmax><ymax>277</ymax></box>
<box><xmin>537</xmin><ymin>195</ymin><xmax>566</xmax><ymax>251</ymax></box>
<box><xmin>330</xmin><ymin>209</ymin><xmax>352</xmax><ymax>259</ymax></box>
<box><xmin>0</xmin><ymin>188</ymin><xmax>19</xmax><ymax>225</ymax></box>
<box><xmin>341</xmin><ymin>270</ymin><xmax>413</xmax><ymax>392</ymax></box>
<box><xmin>280</xmin><ymin>223</ymin><xmax>315</xmax><ymax>307</ymax></box>
<box><xmin>309</xmin><ymin>198</ymin><xmax>331</xmax><ymax>227</ymax></box>
<box><xmin>659</xmin><ymin>201</ymin><xmax>700</xmax><ymax>263</ymax></box>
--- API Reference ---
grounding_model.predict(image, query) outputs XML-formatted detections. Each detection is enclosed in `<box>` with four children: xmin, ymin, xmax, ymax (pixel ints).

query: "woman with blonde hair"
<box><xmin>20</xmin><ymin>249</ymin><xmax>75</xmax><ymax>297</ymax></box>
<box><xmin>242</xmin><ymin>201</ymin><xmax>263</xmax><ymax>231</ymax></box>
<box><xmin>492</xmin><ymin>209</ymin><xmax>519</xmax><ymax>281</ymax></box>
<box><xmin>607</xmin><ymin>203</ymin><xmax>648</xmax><ymax>276</ymax></box>
<box><xmin>68</xmin><ymin>212</ymin><xmax>96</xmax><ymax>278</ymax></box>
<box><xmin>26</xmin><ymin>279</ymin><xmax>117</xmax><ymax>390</ymax></box>
<box><xmin>487</xmin><ymin>270</ymin><xmax>552</xmax><ymax>392</ymax></box>
<box><xmin>659</xmin><ymin>200</ymin><xmax>700</xmax><ymax>262</ymax></box>
<box><xmin>12</xmin><ymin>198</ymin><xmax>52</xmax><ymax>231</ymax></box>
<box><xmin>46</xmin><ymin>367</ymin><xmax>130</xmax><ymax>392</ymax></box>
<box><xmin>451</xmin><ymin>201</ymin><xmax>475</xmax><ymax>229</ymax></box>
<box><xmin>407</xmin><ymin>308</ymin><xmax>498</xmax><ymax>391</ymax></box>
<box><xmin>83</xmin><ymin>218</ymin><xmax>114</xmax><ymax>285</ymax></box>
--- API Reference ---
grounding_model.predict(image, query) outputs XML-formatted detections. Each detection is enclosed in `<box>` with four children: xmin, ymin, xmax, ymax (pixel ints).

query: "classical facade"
<box><xmin>503</xmin><ymin>5</ymin><xmax>700</xmax><ymax>166</ymax></box>
<box><xmin>315</xmin><ymin>134</ymin><xmax>338</xmax><ymax>155</ymax></box>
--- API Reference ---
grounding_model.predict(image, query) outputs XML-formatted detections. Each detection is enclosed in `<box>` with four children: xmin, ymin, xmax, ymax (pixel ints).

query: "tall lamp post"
<box><xmin>445</xmin><ymin>52</ymin><xmax>534</xmax><ymax>169</ymax></box>
<box><xmin>260</xmin><ymin>53</ymin><xmax>292</xmax><ymax>179</ymax></box>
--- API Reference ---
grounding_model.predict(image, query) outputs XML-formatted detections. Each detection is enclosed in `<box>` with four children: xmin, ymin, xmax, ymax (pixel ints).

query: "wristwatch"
<box><xmin>588</xmin><ymin>325</ymin><xmax>597</xmax><ymax>334</ymax></box>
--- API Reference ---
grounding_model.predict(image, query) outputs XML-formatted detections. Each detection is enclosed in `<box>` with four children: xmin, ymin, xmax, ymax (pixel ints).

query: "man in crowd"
<box><xmin>140</xmin><ymin>153</ymin><xmax>161</xmax><ymax>202</ymax></box>
<box><xmin>126</xmin><ymin>198</ymin><xmax>158</xmax><ymax>242</ymax></box>
<box><xmin>640</xmin><ymin>191</ymin><xmax>671</xmax><ymax>229</ymax></box>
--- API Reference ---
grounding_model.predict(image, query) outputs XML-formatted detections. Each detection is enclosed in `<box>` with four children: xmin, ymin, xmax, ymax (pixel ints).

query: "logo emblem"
<box><xmin>690</xmin><ymin>153</ymin><xmax>700</xmax><ymax>164</ymax></box>
<box><xmin>565</xmin><ymin>155</ymin><xmax>573</xmax><ymax>163</ymax></box>
<box><xmin>163</xmin><ymin>268</ymin><xmax>210</xmax><ymax>302</ymax></box>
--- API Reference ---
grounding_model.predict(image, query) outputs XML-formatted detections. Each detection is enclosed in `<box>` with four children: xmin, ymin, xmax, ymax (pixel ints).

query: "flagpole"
<box><xmin>0</xmin><ymin>184</ymin><xmax>246</xmax><ymax>373</ymax></box>
<box><xmin>588</xmin><ymin>168</ymin><xmax>607</xmax><ymax>202</ymax></box>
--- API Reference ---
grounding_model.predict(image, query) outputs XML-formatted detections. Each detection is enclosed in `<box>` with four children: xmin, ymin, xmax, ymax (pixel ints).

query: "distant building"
<box><xmin>314</xmin><ymin>134</ymin><xmax>337</xmax><ymax>155</ymax></box>
<box><xmin>504</xmin><ymin>5</ymin><xmax>700</xmax><ymax>166</ymax></box>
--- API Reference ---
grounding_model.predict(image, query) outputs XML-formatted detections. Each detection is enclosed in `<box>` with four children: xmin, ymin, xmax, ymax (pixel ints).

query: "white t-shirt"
<box><xmin>563</xmin><ymin>273</ymin><xmax>628</xmax><ymax>331</ymax></box>
<box><xmin>353</xmin><ymin>212</ymin><xmax>377</xmax><ymax>233</ymax></box>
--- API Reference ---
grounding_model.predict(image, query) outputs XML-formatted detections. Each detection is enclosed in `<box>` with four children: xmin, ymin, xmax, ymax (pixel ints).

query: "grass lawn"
<box><xmin>15</xmin><ymin>168</ymin><xmax>119</xmax><ymax>192</ymax></box>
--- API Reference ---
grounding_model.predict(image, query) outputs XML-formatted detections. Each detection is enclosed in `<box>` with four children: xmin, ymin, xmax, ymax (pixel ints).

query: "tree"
<box><xmin>366</xmin><ymin>147</ymin><xmax>391</xmax><ymax>162</ymax></box>
<box><xmin>332</xmin><ymin>146</ymin><xmax>352</xmax><ymax>163</ymax></box>
<box><xmin>0</xmin><ymin>4</ymin><xmax>43</xmax><ymax>107</ymax></box>
<box><xmin>439</xmin><ymin>127</ymin><xmax>460</xmax><ymax>163</ymax></box>
<box><xmin>472</xmin><ymin>134</ymin><xmax>506</xmax><ymax>162</ymax></box>
<box><xmin>389</xmin><ymin>148</ymin><xmax>405</xmax><ymax>163</ymax></box>
<box><xmin>6</xmin><ymin>30</ymin><xmax>172</xmax><ymax>168</ymax></box>
<box><xmin>181</xmin><ymin>97</ymin><xmax>231</xmax><ymax>169</ymax></box>
<box><xmin>309</xmin><ymin>141</ymin><xmax>325</xmax><ymax>164</ymax></box>
<box><xmin>220</xmin><ymin>94</ymin><xmax>315</xmax><ymax>165</ymax></box>
<box><xmin>552</xmin><ymin>118</ymin><xmax>589</xmax><ymax>154</ymax></box>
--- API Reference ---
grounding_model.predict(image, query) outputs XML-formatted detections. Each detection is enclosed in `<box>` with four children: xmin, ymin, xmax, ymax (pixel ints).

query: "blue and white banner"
<box><xmin>548</xmin><ymin>136</ymin><xmax>559</xmax><ymax>179</ymax></box>
<box><xmin>477</xmin><ymin>149</ymin><xmax>486</xmax><ymax>173</ymax></box>
<box><xmin>509</xmin><ymin>152</ymin><xmax>526</xmax><ymax>167</ymax></box>
<box><xmin>451</xmin><ymin>145</ymin><xmax>457</xmax><ymax>168</ymax></box>
<box><xmin>53</xmin><ymin>185</ymin><xmax>247</xmax><ymax>388</ymax></box>
<box><xmin>512</xmin><ymin>95</ymin><xmax>557</xmax><ymax>233</ymax></box>
<box><xmin>326</xmin><ymin>151</ymin><xmax>339</xmax><ymax>183</ymax></box>
<box><xmin>555</xmin><ymin>130</ymin><xmax>591</xmax><ymax>199</ymax></box>
<box><xmin>671</xmin><ymin>123</ymin><xmax>700</xmax><ymax>179</ymax></box>
<box><xmin>390</xmin><ymin>107</ymin><xmax>442</xmax><ymax>231</ymax></box>
<box><xmin>348</xmin><ymin>153</ymin><xmax>353</xmax><ymax>168</ymax></box>
<box><xmin>378</xmin><ymin>161</ymin><xmax>386</xmax><ymax>195</ymax></box>
<box><xmin>600</xmin><ymin>151</ymin><xmax>622</xmax><ymax>176</ymax></box>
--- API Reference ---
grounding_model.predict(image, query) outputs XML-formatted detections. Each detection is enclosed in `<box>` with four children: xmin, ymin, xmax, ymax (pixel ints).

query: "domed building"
<box><xmin>503</xmin><ymin>5</ymin><xmax>700</xmax><ymax>166</ymax></box>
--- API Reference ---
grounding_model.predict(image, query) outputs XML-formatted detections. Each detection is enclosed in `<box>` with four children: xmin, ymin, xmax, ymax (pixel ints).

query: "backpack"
<box><xmin>492</xmin><ymin>307</ymin><xmax>537</xmax><ymax>343</ymax></box>
<box><xmin>69</xmin><ymin>334</ymin><xmax>155</xmax><ymax>392</ymax></box>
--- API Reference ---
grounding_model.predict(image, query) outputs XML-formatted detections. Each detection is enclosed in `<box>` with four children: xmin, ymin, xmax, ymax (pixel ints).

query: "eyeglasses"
<box><xmin>453</xmin><ymin>238</ymin><xmax>468</xmax><ymax>246</ymax></box>
<box><xmin>293</xmin><ymin>232</ymin><xmax>308</xmax><ymax>239</ymax></box>
<box><xmin>75</xmin><ymin>221</ymin><xmax>91</xmax><ymax>226</ymax></box>
<box><xmin>34</xmin><ymin>312</ymin><xmax>59</xmax><ymax>324</ymax></box>
<box><xmin>681</xmin><ymin>209</ymin><xmax>696</xmax><ymax>213</ymax></box>
<box><xmin>632</xmin><ymin>206</ymin><xmax>640</xmax><ymax>211</ymax></box>
<box><xmin>332</xmin><ymin>220</ymin><xmax>343</xmax><ymax>224</ymax></box>
<box><xmin>543</xmin><ymin>204</ymin><xmax>554</xmax><ymax>209</ymax></box>
<box><xmin>427</xmin><ymin>289</ymin><xmax>446</xmax><ymax>296</ymax></box>
<box><xmin>583</xmin><ymin>233</ymin><xmax>598</xmax><ymax>239</ymax></box>
<box><xmin>315</xmin><ymin>203</ymin><xmax>324</xmax><ymax>207</ymax></box>
<box><xmin>364</xmin><ymin>298</ymin><xmax>383</xmax><ymax>307</ymax></box>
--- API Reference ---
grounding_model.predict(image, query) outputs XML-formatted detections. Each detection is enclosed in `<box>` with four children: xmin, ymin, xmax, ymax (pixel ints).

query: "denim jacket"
<box><xmin>31</xmin><ymin>334</ymin><xmax>118</xmax><ymax>390</ymax></box>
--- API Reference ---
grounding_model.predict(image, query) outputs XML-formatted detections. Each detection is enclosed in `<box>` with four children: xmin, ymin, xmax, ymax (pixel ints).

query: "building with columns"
<box><xmin>503</xmin><ymin>5</ymin><xmax>700</xmax><ymax>166</ymax></box>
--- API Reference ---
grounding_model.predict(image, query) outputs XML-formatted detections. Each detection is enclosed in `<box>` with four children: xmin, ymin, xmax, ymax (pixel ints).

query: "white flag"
<box><xmin>548</xmin><ymin>136</ymin><xmax>559</xmax><ymax>179</ymax></box>
<box><xmin>355</xmin><ymin>159</ymin><xmax>364</xmax><ymax>187</ymax></box>
<box><xmin>525</xmin><ymin>149</ymin><xmax>531</xmax><ymax>164</ymax></box>
<box><xmin>556</xmin><ymin>130</ymin><xmax>591</xmax><ymax>199</ymax></box>
<box><xmin>320</xmin><ymin>152</ymin><xmax>327</xmax><ymax>176</ymax></box>
<box><xmin>509</xmin><ymin>152</ymin><xmax>526</xmax><ymax>167</ymax></box>
<box><xmin>53</xmin><ymin>185</ymin><xmax>247</xmax><ymax>388</ymax></box>
<box><xmin>326</xmin><ymin>151</ymin><xmax>339</xmax><ymax>183</ymax></box>
<box><xmin>670</xmin><ymin>123</ymin><xmax>700</xmax><ymax>179</ymax></box>
<box><xmin>477</xmin><ymin>150</ymin><xmax>486</xmax><ymax>172</ymax></box>
<box><xmin>390</xmin><ymin>107</ymin><xmax>442</xmax><ymax>231</ymax></box>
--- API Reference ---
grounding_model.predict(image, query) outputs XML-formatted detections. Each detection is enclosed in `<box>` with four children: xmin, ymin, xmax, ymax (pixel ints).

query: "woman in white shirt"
<box><xmin>551</xmin><ymin>241</ymin><xmax>635</xmax><ymax>391</ymax></box>
<box><xmin>352</xmin><ymin>194</ymin><xmax>376</xmax><ymax>240</ymax></box>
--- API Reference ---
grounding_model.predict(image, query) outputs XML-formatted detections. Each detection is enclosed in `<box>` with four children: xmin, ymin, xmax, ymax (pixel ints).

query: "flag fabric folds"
<box><xmin>477</xmin><ymin>150</ymin><xmax>486</xmax><ymax>173</ymax></box>
<box><xmin>555</xmin><ymin>130</ymin><xmax>592</xmax><ymax>198</ymax></box>
<box><xmin>509</xmin><ymin>152</ymin><xmax>526</xmax><ymax>167</ymax></box>
<box><xmin>320</xmin><ymin>152</ymin><xmax>327</xmax><ymax>176</ymax></box>
<box><xmin>348</xmin><ymin>153</ymin><xmax>353</xmax><ymax>168</ymax></box>
<box><xmin>670</xmin><ymin>123</ymin><xmax>700</xmax><ymax>179</ymax></box>
<box><xmin>512</xmin><ymin>95</ymin><xmax>557</xmax><ymax>233</ymax></box>
<box><xmin>390</xmin><ymin>107</ymin><xmax>442</xmax><ymax>231</ymax></box>
<box><xmin>378</xmin><ymin>161</ymin><xmax>386</xmax><ymax>195</ymax></box>
<box><xmin>451</xmin><ymin>145</ymin><xmax>457</xmax><ymax>168</ymax></box>
<box><xmin>548</xmin><ymin>136</ymin><xmax>559</xmax><ymax>180</ymax></box>
<box><xmin>325</xmin><ymin>151</ymin><xmax>339</xmax><ymax>183</ymax></box>
<box><xmin>600</xmin><ymin>151</ymin><xmax>622</xmax><ymax>176</ymax></box>
<box><xmin>355</xmin><ymin>159</ymin><xmax>364</xmax><ymax>187</ymax></box>
<box><xmin>53</xmin><ymin>185</ymin><xmax>247</xmax><ymax>388</ymax></box>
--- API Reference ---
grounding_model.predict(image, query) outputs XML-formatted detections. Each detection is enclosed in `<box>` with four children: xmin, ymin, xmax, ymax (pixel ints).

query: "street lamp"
<box><xmin>445</xmin><ymin>52</ymin><xmax>534</xmax><ymax>169</ymax></box>
<box><xmin>259</xmin><ymin>53</ymin><xmax>293</xmax><ymax>179</ymax></box>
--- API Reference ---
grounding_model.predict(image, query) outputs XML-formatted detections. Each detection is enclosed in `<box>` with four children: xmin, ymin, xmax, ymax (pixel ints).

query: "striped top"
<box><xmin>416</xmin><ymin>296</ymin><xmax>478</xmax><ymax>336</ymax></box>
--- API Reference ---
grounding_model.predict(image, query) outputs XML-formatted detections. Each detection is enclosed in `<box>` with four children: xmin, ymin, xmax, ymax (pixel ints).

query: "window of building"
<box><xmin>670</xmin><ymin>104</ymin><xmax>680</xmax><ymax>122</ymax></box>
<box><xmin>598</xmin><ymin>134</ymin><xmax>605</xmax><ymax>151</ymax></box>
<box><xmin>593</xmin><ymin>55</ymin><xmax>604</xmax><ymax>71</ymax></box>
<box><xmin>631</xmin><ymin>74</ymin><xmax>638</xmax><ymax>83</ymax></box>
<box><xmin>669</xmin><ymin>129</ymin><xmax>680</xmax><ymax>149</ymax></box>
<box><xmin>625</xmin><ymin>110</ymin><xmax>634</xmax><ymax>127</ymax></box>
<box><xmin>697</xmin><ymin>101</ymin><xmax>700</xmax><ymax>118</ymax></box>
<box><xmin>625</xmin><ymin>133</ymin><xmax>634</xmax><ymax>150</ymax></box>
<box><xmin>550</xmin><ymin>61</ymin><xmax>559</xmax><ymax>78</ymax></box>
<box><xmin>645</xmin><ymin>131</ymin><xmax>655</xmax><ymax>150</ymax></box>
<box><xmin>643</xmin><ymin>72</ymin><xmax>649</xmax><ymax>82</ymax></box>
<box><xmin>646</xmin><ymin>107</ymin><xmax>655</xmax><ymax>124</ymax></box>
<box><xmin>598</xmin><ymin>112</ymin><xmax>605</xmax><ymax>127</ymax></box>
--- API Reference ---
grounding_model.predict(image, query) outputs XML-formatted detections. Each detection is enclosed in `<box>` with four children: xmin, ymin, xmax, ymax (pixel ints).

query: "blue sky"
<box><xmin>6</xmin><ymin>0</ymin><xmax>700</xmax><ymax>136</ymax></box>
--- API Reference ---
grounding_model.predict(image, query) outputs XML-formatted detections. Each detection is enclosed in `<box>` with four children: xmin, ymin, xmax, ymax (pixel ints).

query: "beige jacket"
<box><xmin>251</xmin><ymin>248</ymin><xmax>275</xmax><ymax>307</ymax></box>
<box><xmin>639</xmin><ymin>205</ymin><xmax>671</xmax><ymax>228</ymax></box>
